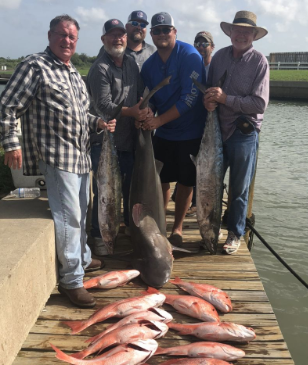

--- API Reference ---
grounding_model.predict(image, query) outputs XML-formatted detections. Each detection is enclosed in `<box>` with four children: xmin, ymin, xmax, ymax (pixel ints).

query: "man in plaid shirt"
<box><xmin>0</xmin><ymin>15</ymin><xmax>116</xmax><ymax>308</ymax></box>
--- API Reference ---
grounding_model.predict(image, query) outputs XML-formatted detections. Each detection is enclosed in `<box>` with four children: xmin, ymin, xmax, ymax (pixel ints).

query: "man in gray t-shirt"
<box><xmin>125</xmin><ymin>10</ymin><xmax>156</xmax><ymax>70</ymax></box>
<box><xmin>87</xmin><ymin>19</ymin><xmax>150</xmax><ymax>256</ymax></box>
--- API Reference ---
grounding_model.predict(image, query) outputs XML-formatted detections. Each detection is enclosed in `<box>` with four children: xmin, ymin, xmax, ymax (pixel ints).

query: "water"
<box><xmin>1</xmin><ymin>81</ymin><xmax>307</xmax><ymax>363</ymax></box>
<box><xmin>252</xmin><ymin>100</ymin><xmax>308</xmax><ymax>365</ymax></box>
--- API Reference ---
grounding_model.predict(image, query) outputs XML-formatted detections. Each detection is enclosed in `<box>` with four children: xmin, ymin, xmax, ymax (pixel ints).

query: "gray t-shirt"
<box><xmin>125</xmin><ymin>41</ymin><xmax>156</xmax><ymax>71</ymax></box>
<box><xmin>87</xmin><ymin>49</ymin><xmax>144</xmax><ymax>150</ymax></box>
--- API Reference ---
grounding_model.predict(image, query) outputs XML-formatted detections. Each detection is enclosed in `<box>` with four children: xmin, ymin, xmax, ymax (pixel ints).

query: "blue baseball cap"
<box><xmin>127</xmin><ymin>10</ymin><xmax>149</xmax><ymax>25</ymax></box>
<box><xmin>102</xmin><ymin>19</ymin><xmax>126</xmax><ymax>35</ymax></box>
<box><xmin>151</xmin><ymin>12</ymin><xmax>175</xmax><ymax>29</ymax></box>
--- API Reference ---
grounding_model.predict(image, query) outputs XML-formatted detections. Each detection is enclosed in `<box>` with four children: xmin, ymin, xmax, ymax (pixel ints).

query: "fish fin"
<box><xmin>190</xmin><ymin>154</ymin><xmax>197</xmax><ymax>166</ymax></box>
<box><xmin>70</xmin><ymin>350</ymin><xmax>86</xmax><ymax>359</ymax></box>
<box><xmin>155</xmin><ymin>159</ymin><xmax>164</xmax><ymax>174</ymax></box>
<box><xmin>50</xmin><ymin>343</ymin><xmax>75</xmax><ymax>362</ymax></box>
<box><xmin>62</xmin><ymin>320</ymin><xmax>87</xmax><ymax>334</ymax></box>
<box><xmin>216</xmin><ymin>70</ymin><xmax>228</xmax><ymax>88</ymax></box>
<box><xmin>142</xmin><ymin>287</ymin><xmax>160</xmax><ymax>295</ymax></box>
<box><xmin>132</xmin><ymin>203</ymin><xmax>145</xmax><ymax>227</ymax></box>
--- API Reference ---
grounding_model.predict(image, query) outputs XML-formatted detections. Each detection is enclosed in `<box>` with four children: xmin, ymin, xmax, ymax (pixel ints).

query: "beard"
<box><xmin>129</xmin><ymin>31</ymin><xmax>145</xmax><ymax>43</ymax></box>
<box><xmin>104</xmin><ymin>44</ymin><xmax>125</xmax><ymax>58</ymax></box>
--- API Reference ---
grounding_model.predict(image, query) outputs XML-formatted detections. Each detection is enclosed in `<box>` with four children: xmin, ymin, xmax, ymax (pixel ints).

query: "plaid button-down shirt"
<box><xmin>0</xmin><ymin>47</ymin><xmax>98</xmax><ymax>175</ymax></box>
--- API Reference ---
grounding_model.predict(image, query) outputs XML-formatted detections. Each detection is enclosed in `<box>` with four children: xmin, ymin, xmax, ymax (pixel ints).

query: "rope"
<box><xmin>246</xmin><ymin>218</ymin><xmax>308</xmax><ymax>290</ymax></box>
<box><xmin>222</xmin><ymin>198</ymin><xmax>308</xmax><ymax>289</ymax></box>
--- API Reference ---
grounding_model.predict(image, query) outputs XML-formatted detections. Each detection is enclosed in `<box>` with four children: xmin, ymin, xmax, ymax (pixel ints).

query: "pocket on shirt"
<box><xmin>39</xmin><ymin>81</ymin><xmax>72</xmax><ymax>110</ymax></box>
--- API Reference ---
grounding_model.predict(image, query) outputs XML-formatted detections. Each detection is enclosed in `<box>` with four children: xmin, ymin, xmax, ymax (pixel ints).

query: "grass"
<box><xmin>0</xmin><ymin>147</ymin><xmax>15</xmax><ymax>198</ymax></box>
<box><xmin>270</xmin><ymin>70</ymin><xmax>308</xmax><ymax>81</ymax></box>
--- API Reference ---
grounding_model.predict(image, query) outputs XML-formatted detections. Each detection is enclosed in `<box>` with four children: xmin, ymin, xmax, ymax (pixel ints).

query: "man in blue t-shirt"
<box><xmin>139</xmin><ymin>12</ymin><xmax>206</xmax><ymax>247</ymax></box>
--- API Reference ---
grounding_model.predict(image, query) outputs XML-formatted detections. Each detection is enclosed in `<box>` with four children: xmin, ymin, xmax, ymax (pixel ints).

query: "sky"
<box><xmin>0</xmin><ymin>0</ymin><xmax>307</xmax><ymax>59</ymax></box>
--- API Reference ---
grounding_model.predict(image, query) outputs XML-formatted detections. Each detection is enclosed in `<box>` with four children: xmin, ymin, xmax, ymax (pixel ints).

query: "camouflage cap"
<box><xmin>194</xmin><ymin>31</ymin><xmax>213</xmax><ymax>44</ymax></box>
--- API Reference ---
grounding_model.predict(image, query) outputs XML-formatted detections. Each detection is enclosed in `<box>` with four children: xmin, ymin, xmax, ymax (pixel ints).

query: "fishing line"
<box><xmin>221</xmin><ymin>200</ymin><xmax>308</xmax><ymax>289</ymax></box>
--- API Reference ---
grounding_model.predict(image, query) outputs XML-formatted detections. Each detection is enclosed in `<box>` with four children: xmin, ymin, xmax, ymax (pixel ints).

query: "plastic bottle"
<box><xmin>9</xmin><ymin>188</ymin><xmax>41</xmax><ymax>198</ymax></box>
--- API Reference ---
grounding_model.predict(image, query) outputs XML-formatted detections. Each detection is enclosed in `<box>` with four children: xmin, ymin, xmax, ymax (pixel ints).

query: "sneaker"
<box><xmin>93</xmin><ymin>237</ymin><xmax>109</xmax><ymax>256</ymax></box>
<box><xmin>186</xmin><ymin>205</ymin><xmax>197</xmax><ymax>217</ymax></box>
<box><xmin>124</xmin><ymin>226</ymin><xmax>131</xmax><ymax>236</ymax></box>
<box><xmin>222</xmin><ymin>231</ymin><xmax>241</xmax><ymax>255</ymax></box>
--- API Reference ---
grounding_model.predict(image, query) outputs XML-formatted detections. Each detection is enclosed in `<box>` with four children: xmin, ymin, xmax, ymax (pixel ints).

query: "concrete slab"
<box><xmin>0</xmin><ymin>192</ymin><xmax>57</xmax><ymax>365</ymax></box>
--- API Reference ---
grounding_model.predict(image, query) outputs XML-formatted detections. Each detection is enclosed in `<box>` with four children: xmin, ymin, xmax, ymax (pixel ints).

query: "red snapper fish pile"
<box><xmin>50</xmin><ymin>271</ymin><xmax>256</xmax><ymax>364</ymax></box>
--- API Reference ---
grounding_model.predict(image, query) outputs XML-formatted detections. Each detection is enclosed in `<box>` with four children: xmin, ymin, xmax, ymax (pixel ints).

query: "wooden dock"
<box><xmin>12</xmin><ymin>199</ymin><xmax>294</xmax><ymax>365</ymax></box>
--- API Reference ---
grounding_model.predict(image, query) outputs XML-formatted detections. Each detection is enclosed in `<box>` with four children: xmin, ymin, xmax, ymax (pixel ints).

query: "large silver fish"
<box><xmin>95</xmin><ymin>102</ymin><xmax>123</xmax><ymax>254</ymax></box>
<box><xmin>192</xmin><ymin>74</ymin><xmax>226</xmax><ymax>254</ymax></box>
<box><xmin>129</xmin><ymin>77</ymin><xmax>174</xmax><ymax>287</ymax></box>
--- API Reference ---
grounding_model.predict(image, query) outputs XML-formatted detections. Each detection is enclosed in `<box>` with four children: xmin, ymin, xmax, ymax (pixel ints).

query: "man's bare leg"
<box><xmin>172</xmin><ymin>183</ymin><xmax>193</xmax><ymax>236</ymax></box>
<box><xmin>162</xmin><ymin>182</ymin><xmax>171</xmax><ymax>211</ymax></box>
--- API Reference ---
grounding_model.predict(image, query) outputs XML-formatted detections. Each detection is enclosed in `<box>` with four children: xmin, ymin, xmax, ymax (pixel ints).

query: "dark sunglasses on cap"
<box><xmin>194</xmin><ymin>41</ymin><xmax>210</xmax><ymax>48</ymax></box>
<box><xmin>152</xmin><ymin>27</ymin><xmax>173</xmax><ymax>35</ymax></box>
<box><xmin>127</xmin><ymin>21</ymin><xmax>147</xmax><ymax>29</ymax></box>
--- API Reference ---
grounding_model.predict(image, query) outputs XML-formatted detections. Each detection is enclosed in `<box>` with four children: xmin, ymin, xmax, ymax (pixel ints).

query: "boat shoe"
<box><xmin>58</xmin><ymin>286</ymin><xmax>96</xmax><ymax>308</ymax></box>
<box><xmin>222</xmin><ymin>231</ymin><xmax>241</xmax><ymax>255</ymax></box>
<box><xmin>85</xmin><ymin>258</ymin><xmax>105</xmax><ymax>272</ymax></box>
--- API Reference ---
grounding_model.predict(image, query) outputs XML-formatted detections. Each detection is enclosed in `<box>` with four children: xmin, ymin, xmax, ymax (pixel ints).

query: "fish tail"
<box><xmin>169</xmin><ymin>277</ymin><xmax>182</xmax><ymax>284</ymax></box>
<box><xmin>70</xmin><ymin>349</ymin><xmax>87</xmax><ymax>360</ymax></box>
<box><xmin>50</xmin><ymin>343</ymin><xmax>79</xmax><ymax>363</ymax></box>
<box><xmin>145</xmin><ymin>287</ymin><xmax>160</xmax><ymax>295</ymax></box>
<box><xmin>62</xmin><ymin>319</ymin><xmax>88</xmax><ymax>334</ymax></box>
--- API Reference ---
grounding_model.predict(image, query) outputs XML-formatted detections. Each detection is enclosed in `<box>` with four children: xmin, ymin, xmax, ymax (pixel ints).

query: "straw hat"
<box><xmin>220</xmin><ymin>10</ymin><xmax>268</xmax><ymax>40</ymax></box>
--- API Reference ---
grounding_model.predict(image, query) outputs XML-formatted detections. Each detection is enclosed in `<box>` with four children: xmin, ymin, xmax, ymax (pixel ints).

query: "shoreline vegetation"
<box><xmin>1</xmin><ymin>55</ymin><xmax>308</xmax><ymax>197</ymax></box>
<box><xmin>1</xmin><ymin>69</ymin><xmax>308</xmax><ymax>81</ymax></box>
<box><xmin>1</xmin><ymin>52</ymin><xmax>308</xmax><ymax>81</ymax></box>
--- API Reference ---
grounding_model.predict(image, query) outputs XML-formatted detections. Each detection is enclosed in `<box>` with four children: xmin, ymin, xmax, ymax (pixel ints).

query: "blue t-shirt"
<box><xmin>141</xmin><ymin>40</ymin><xmax>206</xmax><ymax>141</ymax></box>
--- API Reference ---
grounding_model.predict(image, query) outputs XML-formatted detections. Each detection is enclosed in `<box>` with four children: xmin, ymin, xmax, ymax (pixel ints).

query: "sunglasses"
<box><xmin>128</xmin><ymin>21</ymin><xmax>147</xmax><ymax>29</ymax></box>
<box><xmin>152</xmin><ymin>27</ymin><xmax>173</xmax><ymax>35</ymax></box>
<box><xmin>194</xmin><ymin>41</ymin><xmax>210</xmax><ymax>48</ymax></box>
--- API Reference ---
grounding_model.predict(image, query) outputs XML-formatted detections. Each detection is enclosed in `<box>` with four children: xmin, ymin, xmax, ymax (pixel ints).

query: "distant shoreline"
<box><xmin>1</xmin><ymin>74</ymin><xmax>308</xmax><ymax>101</ymax></box>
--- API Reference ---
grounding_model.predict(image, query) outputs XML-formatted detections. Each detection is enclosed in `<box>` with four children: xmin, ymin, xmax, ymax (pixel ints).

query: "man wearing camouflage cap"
<box><xmin>194</xmin><ymin>31</ymin><xmax>215</xmax><ymax>81</ymax></box>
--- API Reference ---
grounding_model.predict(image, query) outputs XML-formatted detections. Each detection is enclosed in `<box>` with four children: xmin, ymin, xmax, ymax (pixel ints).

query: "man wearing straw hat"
<box><xmin>203</xmin><ymin>10</ymin><xmax>269</xmax><ymax>255</ymax></box>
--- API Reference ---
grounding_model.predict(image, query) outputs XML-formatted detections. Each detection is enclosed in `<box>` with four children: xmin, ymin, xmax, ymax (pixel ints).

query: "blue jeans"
<box><xmin>91</xmin><ymin>144</ymin><xmax>134</xmax><ymax>233</ymax></box>
<box><xmin>223</xmin><ymin>129</ymin><xmax>259</xmax><ymax>237</ymax></box>
<box><xmin>38</xmin><ymin>160</ymin><xmax>92</xmax><ymax>289</ymax></box>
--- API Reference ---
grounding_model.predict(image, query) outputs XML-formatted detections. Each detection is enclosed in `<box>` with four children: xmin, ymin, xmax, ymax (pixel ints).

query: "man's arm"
<box><xmin>87</xmin><ymin>62</ymin><xmax>148</xmax><ymax>122</ymax></box>
<box><xmin>141</xmin><ymin>52</ymin><xmax>203</xmax><ymax>130</ymax></box>
<box><xmin>204</xmin><ymin>55</ymin><xmax>269</xmax><ymax>114</ymax></box>
<box><xmin>0</xmin><ymin>59</ymin><xmax>40</xmax><ymax>169</ymax></box>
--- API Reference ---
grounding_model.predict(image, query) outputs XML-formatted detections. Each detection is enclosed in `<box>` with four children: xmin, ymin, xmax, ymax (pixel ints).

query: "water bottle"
<box><xmin>10</xmin><ymin>188</ymin><xmax>41</xmax><ymax>198</ymax></box>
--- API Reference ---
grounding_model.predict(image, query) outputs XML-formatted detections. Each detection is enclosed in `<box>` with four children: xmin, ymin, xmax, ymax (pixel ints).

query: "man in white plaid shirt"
<box><xmin>0</xmin><ymin>15</ymin><xmax>116</xmax><ymax>308</ymax></box>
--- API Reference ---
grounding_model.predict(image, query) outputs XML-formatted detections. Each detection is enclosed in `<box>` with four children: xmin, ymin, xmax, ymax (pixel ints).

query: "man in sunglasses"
<box><xmin>139</xmin><ymin>12</ymin><xmax>206</xmax><ymax>249</ymax></box>
<box><xmin>125</xmin><ymin>10</ymin><xmax>156</xmax><ymax>71</ymax></box>
<box><xmin>87</xmin><ymin>19</ymin><xmax>150</xmax><ymax>255</ymax></box>
<box><xmin>194</xmin><ymin>31</ymin><xmax>215</xmax><ymax>81</ymax></box>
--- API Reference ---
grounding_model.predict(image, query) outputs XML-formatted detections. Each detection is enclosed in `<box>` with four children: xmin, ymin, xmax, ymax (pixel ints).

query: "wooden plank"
<box><xmin>12</xmin><ymin>186</ymin><xmax>294</xmax><ymax>365</ymax></box>
<box><xmin>13</xmin><ymin>352</ymin><xmax>295</xmax><ymax>365</ymax></box>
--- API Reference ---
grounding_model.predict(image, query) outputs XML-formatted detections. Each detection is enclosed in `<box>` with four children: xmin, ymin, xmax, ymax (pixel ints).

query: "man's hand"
<box><xmin>98</xmin><ymin>118</ymin><xmax>116</xmax><ymax>132</ymax></box>
<box><xmin>125</xmin><ymin>98</ymin><xmax>150</xmax><ymax>121</ymax></box>
<box><xmin>4</xmin><ymin>149</ymin><xmax>22</xmax><ymax>169</ymax></box>
<box><xmin>204</xmin><ymin>87</ymin><xmax>227</xmax><ymax>111</ymax></box>
<box><xmin>141</xmin><ymin>115</ymin><xmax>163</xmax><ymax>131</ymax></box>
